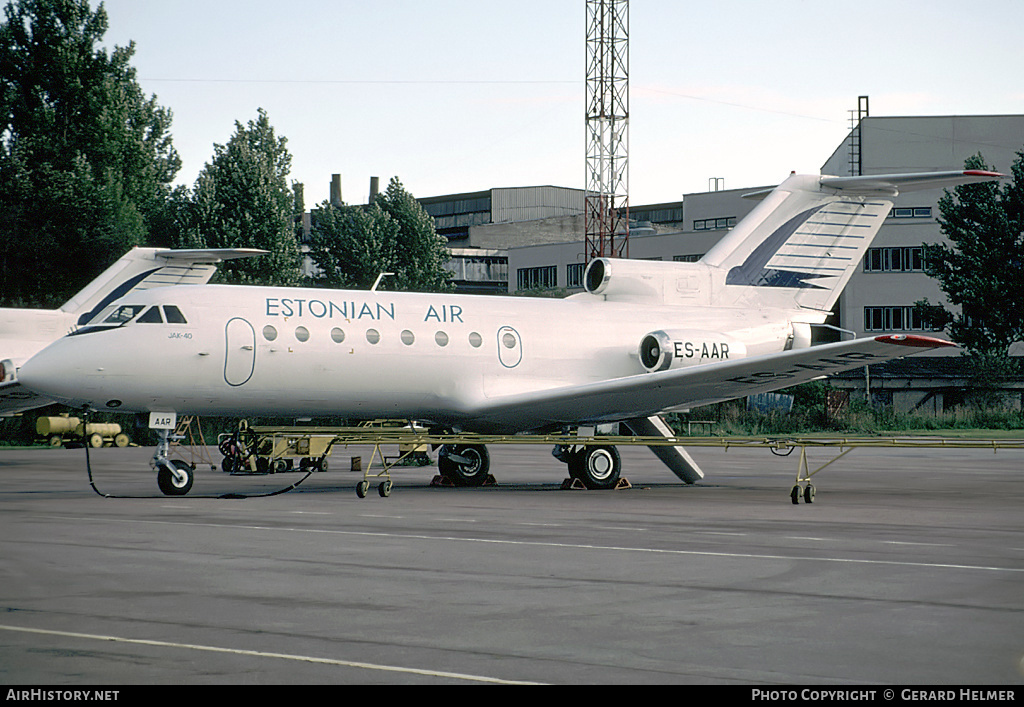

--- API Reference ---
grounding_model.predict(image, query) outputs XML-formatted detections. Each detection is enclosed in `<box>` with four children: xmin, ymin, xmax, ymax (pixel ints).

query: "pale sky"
<box><xmin>100</xmin><ymin>0</ymin><xmax>1024</xmax><ymax>208</ymax></box>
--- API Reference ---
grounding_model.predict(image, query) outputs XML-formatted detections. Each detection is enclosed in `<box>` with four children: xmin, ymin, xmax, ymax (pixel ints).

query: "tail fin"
<box><xmin>703</xmin><ymin>170</ymin><xmax>1004</xmax><ymax>313</ymax></box>
<box><xmin>60</xmin><ymin>247</ymin><xmax>266</xmax><ymax>326</ymax></box>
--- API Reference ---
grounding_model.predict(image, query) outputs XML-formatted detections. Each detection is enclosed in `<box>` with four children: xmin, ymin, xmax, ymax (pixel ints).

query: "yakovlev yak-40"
<box><xmin>17</xmin><ymin>170</ymin><xmax>1003</xmax><ymax>495</ymax></box>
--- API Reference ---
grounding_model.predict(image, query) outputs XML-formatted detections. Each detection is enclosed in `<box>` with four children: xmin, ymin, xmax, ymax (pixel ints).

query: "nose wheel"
<box><xmin>157</xmin><ymin>459</ymin><xmax>194</xmax><ymax>496</ymax></box>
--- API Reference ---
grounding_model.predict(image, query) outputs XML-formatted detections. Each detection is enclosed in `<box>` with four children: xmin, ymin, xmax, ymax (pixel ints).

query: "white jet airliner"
<box><xmin>17</xmin><ymin>170</ymin><xmax>1002</xmax><ymax>495</ymax></box>
<box><xmin>0</xmin><ymin>247</ymin><xmax>265</xmax><ymax>415</ymax></box>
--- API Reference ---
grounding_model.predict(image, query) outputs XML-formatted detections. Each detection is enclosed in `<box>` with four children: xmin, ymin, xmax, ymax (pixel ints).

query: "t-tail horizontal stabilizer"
<box><xmin>705</xmin><ymin>169</ymin><xmax>1006</xmax><ymax>314</ymax></box>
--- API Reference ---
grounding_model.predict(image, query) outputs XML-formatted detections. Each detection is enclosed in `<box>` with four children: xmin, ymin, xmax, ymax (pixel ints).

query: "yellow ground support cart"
<box><xmin>37</xmin><ymin>415</ymin><xmax>130</xmax><ymax>449</ymax></box>
<box><xmin>217</xmin><ymin>420</ymin><xmax>338</xmax><ymax>474</ymax></box>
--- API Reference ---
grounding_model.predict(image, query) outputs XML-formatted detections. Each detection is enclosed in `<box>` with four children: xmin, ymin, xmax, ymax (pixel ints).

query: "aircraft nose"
<box><xmin>18</xmin><ymin>342</ymin><xmax>81</xmax><ymax>400</ymax></box>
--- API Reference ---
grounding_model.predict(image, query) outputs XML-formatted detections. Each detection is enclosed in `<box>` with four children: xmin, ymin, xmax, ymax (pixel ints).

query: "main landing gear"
<box><xmin>437</xmin><ymin>444</ymin><xmax>492</xmax><ymax>487</ymax></box>
<box><xmin>435</xmin><ymin>440</ymin><xmax>626</xmax><ymax>490</ymax></box>
<box><xmin>553</xmin><ymin>444</ymin><xmax>623</xmax><ymax>490</ymax></box>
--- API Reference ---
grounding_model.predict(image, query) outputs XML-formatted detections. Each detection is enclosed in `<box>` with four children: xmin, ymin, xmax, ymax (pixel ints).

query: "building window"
<box><xmin>517</xmin><ymin>265</ymin><xmax>557</xmax><ymax>290</ymax></box>
<box><xmin>566</xmin><ymin>263</ymin><xmax>585</xmax><ymax>288</ymax></box>
<box><xmin>864</xmin><ymin>305</ymin><xmax>931</xmax><ymax>332</ymax></box>
<box><xmin>693</xmin><ymin>216</ymin><xmax>736</xmax><ymax>231</ymax></box>
<box><xmin>889</xmin><ymin>207</ymin><xmax>932</xmax><ymax>219</ymax></box>
<box><xmin>864</xmin><ymin>246</ymin><xmax>924</xmax><ymax>273</ymax></box>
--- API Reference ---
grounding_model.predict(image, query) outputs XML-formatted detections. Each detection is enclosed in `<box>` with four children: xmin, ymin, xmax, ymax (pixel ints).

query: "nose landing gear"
<box><xmin>157</xmin><ymin>458</ymin><xmax>195</xmax><ymax>496</ymax></box>
<box><xmin>153</xmin><ymin>427</ymin><xmax>194</xmax><ymax>496</ymax></box>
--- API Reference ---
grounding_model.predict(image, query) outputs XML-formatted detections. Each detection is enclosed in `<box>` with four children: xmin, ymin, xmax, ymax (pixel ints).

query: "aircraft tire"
<box><xmin>438</xmin><ymin>444</ymin><xmax>490</xmax><ymax>487</ymax></box>
<box><xmin>568</xmin><ymin>445</ymin><xmax>621</xmax><ymax>490</ymax></box>
<box><xmin>157</xmin><ymin>459</ymin><xmax>194</xmax><ymax>496</ymax></box>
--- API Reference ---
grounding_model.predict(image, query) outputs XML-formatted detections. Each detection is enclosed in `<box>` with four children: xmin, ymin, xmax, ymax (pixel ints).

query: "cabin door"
<box><xmin>224</xmin><ymin>317</ymin><xmax>256</xmax><ymax>386</ymax></box>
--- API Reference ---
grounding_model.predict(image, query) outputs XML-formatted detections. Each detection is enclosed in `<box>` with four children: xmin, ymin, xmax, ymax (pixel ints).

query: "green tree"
<box><xmin>175</xmin><ymin>108</ymin><xmax>303</xmax><ymax>286</ymax></box>
<box><xmin>374</xmin><ymin>177</ymin><xmax>452</xmax><ymax>292</ymax></box>
<box><xmin>0</xmin><ymin>0</ymin><xmax>180</xmax><ymax>306</ymax></box>
<box><xmin>307</xmin><ymin>177</ymin><xmax>452</xmax><ymax>292</ymax></box>
<box><xmin>916</xmin><ymin>151</ymin><xmax>1024</xmax><ymax>357</ymax></box>
<box><xmin>307</xmin><ymin>201</ymin><xmax>401</xmax><ymax>290</ymax></box>
<box><xmin>915</xmin><ymin>151</ymin><xmax>1024</xmax><ymax>407</ymax></box>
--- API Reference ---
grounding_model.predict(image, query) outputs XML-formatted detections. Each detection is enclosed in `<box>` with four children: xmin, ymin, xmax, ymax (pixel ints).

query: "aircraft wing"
<box><xmin>464</xmin><ymin>335</ymin><xmax>955</xmax><ymax>432</ymax></box>
<box><xmin>0</xmin><ymin>379</ymin><xmax>54</xmax><ymax>417</ymax></box>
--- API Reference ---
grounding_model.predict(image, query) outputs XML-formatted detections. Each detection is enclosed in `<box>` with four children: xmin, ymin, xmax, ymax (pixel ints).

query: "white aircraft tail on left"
<box><xmin>0</xmin><ymin>247</ymin><xmax>265</xmax><ymax>415</ymax></box>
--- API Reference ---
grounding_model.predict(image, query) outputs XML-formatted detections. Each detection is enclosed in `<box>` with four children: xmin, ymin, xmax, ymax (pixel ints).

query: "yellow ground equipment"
<box><xmin>37</xmin><ymin>415</ymin><xmax>130</xmax><ymax>449</ymax></box>
<box><xmin>217</xmin><ymin>420</ymin><xmax>337</xmax><ymax>474</ymax></box>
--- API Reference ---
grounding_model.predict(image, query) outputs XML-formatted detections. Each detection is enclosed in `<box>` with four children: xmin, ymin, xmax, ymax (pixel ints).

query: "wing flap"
<box><xmin>465</xmin><ymin>335</ymin><xmax>955</xmax><ymax>432</ymax></box>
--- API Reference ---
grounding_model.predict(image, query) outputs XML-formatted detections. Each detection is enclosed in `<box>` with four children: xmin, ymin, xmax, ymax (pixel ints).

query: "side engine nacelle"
<box><xmin>638</xmin><ymin>330</ymin><xmax>747</xmax><ymax>372</ymax></box>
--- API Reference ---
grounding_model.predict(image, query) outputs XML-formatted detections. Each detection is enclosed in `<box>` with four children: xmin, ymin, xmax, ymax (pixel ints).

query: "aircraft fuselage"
<box><xmin>24</xmin><ymin>283</ymin><xmax>797</xmax><ymax>431</ymax></box>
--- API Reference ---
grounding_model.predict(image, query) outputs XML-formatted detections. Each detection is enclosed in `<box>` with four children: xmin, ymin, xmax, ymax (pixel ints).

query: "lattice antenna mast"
<box><xmin>584</xmin><ymin>0</ymin><xmax>629</xmax><ymax>261</ymax></box>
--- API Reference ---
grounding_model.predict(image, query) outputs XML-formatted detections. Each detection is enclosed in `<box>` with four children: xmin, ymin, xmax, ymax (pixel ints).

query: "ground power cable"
<box><xmin>80</xmin><ymin>409</ymin><xmax>318</xmax><ymax>499</ymax></box>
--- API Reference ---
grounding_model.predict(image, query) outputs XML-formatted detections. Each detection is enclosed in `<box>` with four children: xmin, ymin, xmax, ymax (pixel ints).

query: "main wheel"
<box><xmin>157</xmin><ymin>459</ymin><xmax>194</xmax><ymax>496</ymax></box>
<box><xmin>438</xmin><ymin>444</ymin><xmax>490</xmax><ymax>487</ymax></box>
<box><xmin>568</xmin><ymin>445</ymin><xmax>621</xmax><ymax>490</ymax></box>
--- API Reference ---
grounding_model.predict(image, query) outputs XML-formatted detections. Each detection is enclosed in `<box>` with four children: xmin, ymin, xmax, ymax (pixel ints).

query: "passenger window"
<box><xmin>468</xmin><ymin>332</ymin><xmax>483</xmax><ymax>348</ymax></box>
<box><xmin>102</xmin><ymin>305</ymin><xmax>145</xmax><ymax>324</ymax></box>
<box><xmin>136</xmin><ymin>306</ymin><xmax>164</xmax><ymax>324</ymax></box>
<box><xmin>401</xmin><ymin>330</ymin><xmax>415</xmax><ymax>345</ymax></box>
<box><xmin>295</xmin><ymin>326</ymin><xmax>310</xmax><ymax>342</ymax></box>
<box><xmin>435</xmin><ymin>331</ymin><xmax>449</xmax><ymax>347</ymax></box>
<box><xmin>331</xmin><ymin>328</ymin><xmax>345</xmax><ymax>343</ymax></box>
<box><xmin>163</xmin><ymin>305</ymin><xmax>187</xmax><ymax>324</ymax></box>
<box><xmin>263</xmin><ymin>325</ymin><xmax>278</xmax><ymax>341</ymax></box>
<box><xmin>366</xmin><ymin>329</ymin><xmax>380</xmax><ymax>345</ymax></box>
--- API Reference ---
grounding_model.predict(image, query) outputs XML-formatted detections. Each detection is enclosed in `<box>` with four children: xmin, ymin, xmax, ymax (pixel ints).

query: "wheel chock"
<box><xmin>430</xmin><ymin>474</ymin><xmax>498</xmax><ymax>488</ymax></box>
<box><xmin>560</xmin><ymin>477</ymin><xmax>632</xmax><ymax>490</ymax></box>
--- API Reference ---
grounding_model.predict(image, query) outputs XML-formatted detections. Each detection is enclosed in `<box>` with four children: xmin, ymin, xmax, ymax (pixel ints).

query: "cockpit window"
<box><xmin>163</xmin><ymin>305</ymin><xmax>187</xmax><ymax>324</ymax></box>
<box><xmin>136</xmin><ymin>306</ymin><xmax>164</xmax><ymax>323</ymax></box>
<box><xmin>102</xmin><ymin>305</ymin><xmax>145</xmax><ymax>325</ymax></box>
